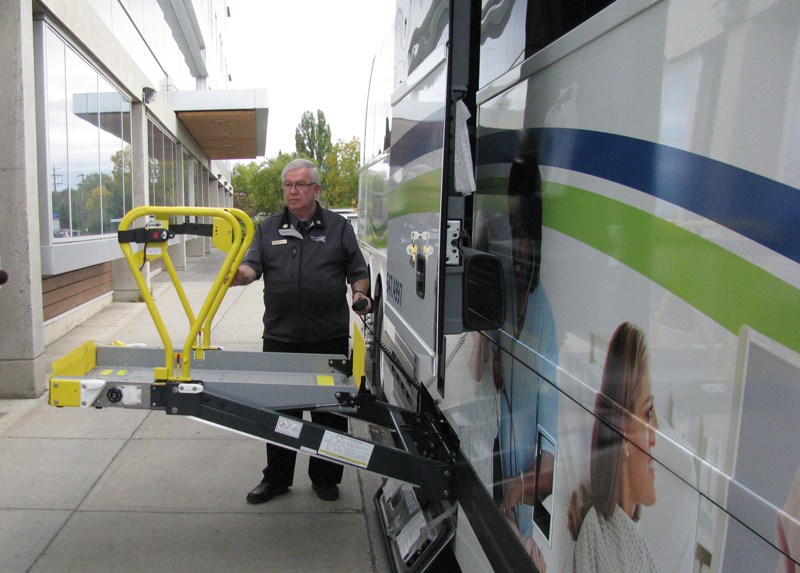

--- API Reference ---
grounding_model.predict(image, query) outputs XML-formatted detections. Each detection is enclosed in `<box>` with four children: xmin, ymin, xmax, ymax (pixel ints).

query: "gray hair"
<box><xmin>282</xmin><ymin>158</ymin><xmax>319</xmax><ymax>184</ymax></box>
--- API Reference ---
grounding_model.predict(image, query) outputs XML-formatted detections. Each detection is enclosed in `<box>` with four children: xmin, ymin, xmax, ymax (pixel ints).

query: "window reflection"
<box><xmin>199</xmin><ymin>166</ymin><xmax>208</xmax><ymax>207</ymax></box>
<box><xmin>182</xmin><ymin>153</ymin><xmax>192</xmax><ymax>206</ymax></box>
<box><xmin>90</xmin><ymin>0</ymin><xmax>195</xmax><ymax>92</ymax></box>
<box><xmin>121</xmin><ymin>98</ymin><xmax>132</xmax><ymax>216</ymax></box>
<box><xmin>148</xmin><ymin>121</ymin><xmax>161</xmax><ymax>205</ymax></box>
<box><xmin>66</xmin><ymin>47</ymin><xmax>100</xmax><ymax>237</ymax></box>
<box><xmin>44</xmin><ymin>24</ymin><xmax>132</xmax><ymax>241</ymax></box>
<box><xmin>46</xmin><ymin>28</ymin><xmax>69</xmax><ymax>239</ymax></box>
<box><xmin>147</xmin><ymin>119</ymin><xmax>177</xmax><ymax>206</ymax></box>
<box><xmin>165</xmin><ymin>134</ymin><xmax>176</xmax><ymax>206</ymax></box>
<box><xmin>195</xmin><ymin>163</ymin><xmax>203</xmax><ymax>208</ymax></box>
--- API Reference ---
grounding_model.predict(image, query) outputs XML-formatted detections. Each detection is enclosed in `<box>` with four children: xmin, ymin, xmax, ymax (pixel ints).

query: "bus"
<box><xmin>357</xmin><ymin>1</ymin><xmax>800</xmax><ymax>572</ymax></box>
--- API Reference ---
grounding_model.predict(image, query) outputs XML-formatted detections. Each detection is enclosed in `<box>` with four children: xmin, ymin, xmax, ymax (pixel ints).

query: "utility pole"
<box><xmin>78</xmin><ymin>173</ymin><xmax>85</xmax><ymax>234</ymax></box>
<box><xmin>51</xmin><ymin>166</ymin><xmax>62</xmax><ymax>192</ymax></box>
<box><xmin>51</xmin><ymin>167</ymin><xmax>63</xmax><ymax>235</ymax></box>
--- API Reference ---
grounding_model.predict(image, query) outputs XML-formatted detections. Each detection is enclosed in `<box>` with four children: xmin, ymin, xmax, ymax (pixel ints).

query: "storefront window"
<box><xmin>46</xmin><ymin>29</ymin><xmax>69</xmax><ymax>238</ymax></box>
<box><xmin>164</xmin><ymin>134</ymin><xmax>176</xmax><ymax>206</ymax></box>
<box><xmin>147</xmin><ymin>119</ymin><xmax>177</xmax><ymax>206</ymax></box>
<box><xmin>148</xmin><ymin>121</ymin><xmax>161</xmax><ymax>205</ymax></box>
<box><xmin>196</xmin><ymin>165</ymin><xmax>205</xmax><ymax>207</ymax></box>
<box><xmin>45</xmin><ymin>25</ymin><xmax>132</xmax><ymax>240</ymax></box>
<box><xmin>66</xmin><ymin>47</ymin><xmax>100</xmax><ymax>236</ymax></box>
<box><xmin>183</xmin><ymin>152</ymin><xmax>196</xmax><ymax>206</ymax></box>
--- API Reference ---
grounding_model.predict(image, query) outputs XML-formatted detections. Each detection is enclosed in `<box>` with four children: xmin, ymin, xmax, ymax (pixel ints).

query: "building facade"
<box><xmin>0</xmin><ymin>0</ymin><xmax>267</xmax><ymax>397</ymax></box>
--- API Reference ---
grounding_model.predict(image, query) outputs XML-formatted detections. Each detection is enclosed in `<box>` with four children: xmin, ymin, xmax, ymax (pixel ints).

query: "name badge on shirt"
<box><xmin>271</xmin><ymin>239</ymin><xmax>288</xmax><ymax>245</ymax></box>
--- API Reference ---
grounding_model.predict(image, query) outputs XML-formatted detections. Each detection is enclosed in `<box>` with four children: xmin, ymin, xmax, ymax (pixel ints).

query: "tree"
<box><xmin>84</xmin><ymin>183</ymin><xmax>111</xmax><ymax>234</ymax></box>
<box><xmin>321</xmin><ymin>137</ymin><xmax>360</xmax><ymax>208</ymax></box>
<box><xmin>255</xmin><ymin>153</ymin><xmax>295</xmax><ymax>215</ymax></box>
<box><xmin>109</xmin><ymin>145</ymin><xmax>132</xmax><ymax>219</ymax></box>
<box><xmin>232</xmin><ymin>161</ymin><xmax>261</xmax><ymax>216</ymax></box>
<box><xmin>232</xmin><ymin>128</ymin><xmax>361</xmax><ymax>218</ymax></box>
<box><xmin>295</xmin><ymin>110</ymin><xmax>332</xmax><ymax>173</ymax></box>
<box><xmin>231</xmin><ymin>153</ymin><xmax>296</xmax><ymax>218</ymax></box>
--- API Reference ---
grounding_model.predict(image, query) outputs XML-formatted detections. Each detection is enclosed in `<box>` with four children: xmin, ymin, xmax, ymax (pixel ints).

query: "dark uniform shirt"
<box><xmin>241</xmin><ymin>203</ymin><xmax>368</xmax><ymax>343</ymax></box>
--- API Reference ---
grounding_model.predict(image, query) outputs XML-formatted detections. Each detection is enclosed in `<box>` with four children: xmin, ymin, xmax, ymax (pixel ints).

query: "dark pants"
<box><xmin>261</xmin><ymin>336</ymin><xmax>349</xmax><ymax>487</ymax></box>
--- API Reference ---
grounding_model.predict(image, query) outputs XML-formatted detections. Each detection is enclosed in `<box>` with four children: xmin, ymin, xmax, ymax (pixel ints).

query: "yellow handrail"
<box><xmin>197</xmin><ymin>208</ymin><xmax>254</xmax><ymax>357</ymax></box>
<box><xmin>117</xmin><ymin>206</ymin><xmax>254</xmax><ymax>381</ymax></box>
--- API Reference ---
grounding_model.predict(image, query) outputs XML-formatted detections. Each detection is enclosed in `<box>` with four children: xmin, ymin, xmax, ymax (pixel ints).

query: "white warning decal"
<box><xmin>275</xmin><ymin>416</ymin><xmax>302</xmax><ymax>439</ymax></box>
<box><xmin>318</xmin><ymin>430</ymin><xmax>374</xmax><ymax>468</ymax></box>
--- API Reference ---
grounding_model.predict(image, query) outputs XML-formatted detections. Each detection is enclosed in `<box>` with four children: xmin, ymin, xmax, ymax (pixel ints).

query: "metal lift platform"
<box><xmin>48</xmin><ymin>206</ymin><xmax>456</xmax><ymax>572</ymax></box>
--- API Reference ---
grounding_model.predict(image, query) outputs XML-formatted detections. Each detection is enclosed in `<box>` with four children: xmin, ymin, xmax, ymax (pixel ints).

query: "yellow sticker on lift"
<box><xmin>352</xmin><ymin>323</ymin><xmax>366</xmax><ymax>389</ymax></box>
<box><xmin>316</xmin><ymin>375</ymin><xmax>335</xmax><ymax>386</ymax></box>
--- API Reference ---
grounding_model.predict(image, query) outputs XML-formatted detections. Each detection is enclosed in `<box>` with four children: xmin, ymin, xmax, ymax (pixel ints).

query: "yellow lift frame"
<box><xmin>50</xmin><ymin>206</ymin><xmax>253</xmax><ymax>401</ymax></box>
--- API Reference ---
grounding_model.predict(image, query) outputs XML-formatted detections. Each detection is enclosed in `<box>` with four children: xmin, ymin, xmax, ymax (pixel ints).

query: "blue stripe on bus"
<box><xmin>477</xmin><ymin>128</ymin><xmax>800</xmax><ymax>265</ymax></box>
<box><xmin>389</xmin><ymin>108</ymin><xmax>446</xmax><ymax>170</ymax></box>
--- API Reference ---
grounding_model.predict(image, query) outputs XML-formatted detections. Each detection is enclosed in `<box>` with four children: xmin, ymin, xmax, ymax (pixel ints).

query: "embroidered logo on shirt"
<box><xmin>271</xmin><ymin>239</ymin><xmax>288</xmax><ymax>245</ymax></box>
<box><xmin>310</xmin><ymin>235</ymin><xmax>326</xmax><ymax>243</ymax></box>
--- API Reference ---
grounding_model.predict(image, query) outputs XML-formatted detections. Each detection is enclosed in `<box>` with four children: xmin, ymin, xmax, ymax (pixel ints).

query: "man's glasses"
<box><xmin>282</xmin><ymin>182</ymin><xmax>318</xmax><ymax>191</ymax></box>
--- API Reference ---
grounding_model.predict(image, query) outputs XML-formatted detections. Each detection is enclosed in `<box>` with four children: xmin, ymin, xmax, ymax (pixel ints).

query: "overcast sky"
<box><xmin>225</xmin><ymin>0</ymin><xmax>394</xmax><ymax>160</ymax></box>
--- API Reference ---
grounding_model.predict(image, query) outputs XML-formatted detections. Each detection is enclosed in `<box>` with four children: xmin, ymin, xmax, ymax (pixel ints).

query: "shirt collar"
<box><xmin>281</xmin><ymin>203</ymin><xmax>325</xmax><ymax>231</ymax></box>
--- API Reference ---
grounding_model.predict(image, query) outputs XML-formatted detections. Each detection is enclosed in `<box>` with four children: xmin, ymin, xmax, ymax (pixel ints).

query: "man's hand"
<box><xmin>229</xmin><ymin>264</ymin><xmax>256</xmax><ymax>287</ymax></box>
<box><xmin>352</xmin><ymin>291</ymin><xmax>372</xmax><ymax>315</ymax></box>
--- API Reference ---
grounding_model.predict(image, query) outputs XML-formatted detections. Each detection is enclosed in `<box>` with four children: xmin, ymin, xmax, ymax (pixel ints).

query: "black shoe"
<box><xmin>312</xmin><ymin>482</ymin><xmax>339</xmax><ymax>501</ymax></box>
<box><xmin>246</xmin><ymin>481</ymin><xmax>289</xmax><ymax>504</ymax></box>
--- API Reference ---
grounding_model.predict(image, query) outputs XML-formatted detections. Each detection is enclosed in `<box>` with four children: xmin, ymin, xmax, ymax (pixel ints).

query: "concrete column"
<box><xmin>0</xmin><ymin>0</ymin><xmax>47</xmax><ymax>397</ymax></box>
<box><xmin>112</xmin><ymin>102</ymin><xmax>150</xmax><ymax>302</ymax></box>
<box><xmin>186</xmin><ymin>237</ymin><xmax>205</xmax><ymax>257</ymax></box>
<box><xmin>167</xmin><ymin>240</ymin><xmax>187</xmax><ymax>271</ymax></box>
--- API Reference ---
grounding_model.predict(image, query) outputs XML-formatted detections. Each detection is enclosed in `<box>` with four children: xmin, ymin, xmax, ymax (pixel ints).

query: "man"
<box><xmin>230</xmin><ymin>158</ymin><xmax>372</xmax><ymax>503</ymax></box>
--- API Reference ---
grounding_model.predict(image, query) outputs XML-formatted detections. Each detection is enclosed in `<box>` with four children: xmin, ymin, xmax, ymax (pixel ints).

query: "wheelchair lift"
<box><xmin>48</xmin><ymin>207</ymin><xmax>457</xmax><ymax>572</ymax></box>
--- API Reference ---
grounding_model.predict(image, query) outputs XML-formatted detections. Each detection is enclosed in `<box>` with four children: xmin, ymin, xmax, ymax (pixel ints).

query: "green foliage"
<box><xmin>232</xmin><ymin>161</ymin><xmax>261</xmax><ymax>216</ymax></box>
<box><xmin>232</xmin><ymin>153</ymin><xmax>296</xmax><ymax>217</ymax></box>
<box><xmin>84</xmin><ymin>184</ymin><xmax>112</xmax><ymax>233</ymax></box>
<box><xmin>50</xmin><ymin>145</ymin><xmax>131</xmax><ymax>237</ymax></box>
<box><xmin>321</xmin><ymin>137</ymin><xmax>360</xmax><ymax>208</ymax></box>
<box><xmin>233</xmin><ymin>110</ymin><xmax>361</xmax><ymax>216</ymax></box>
<box><xmin>256</xmin><ymin>153</ymin><xmax>295</xmax><ymax>215</ymax></box>
<box><xmin>295</xmin><ymin>110</ymin><xmax>332</xmax><ymax>171</ymax></box>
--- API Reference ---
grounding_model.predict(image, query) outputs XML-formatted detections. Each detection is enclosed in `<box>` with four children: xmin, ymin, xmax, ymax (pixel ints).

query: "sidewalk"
<box><xmin>0</xmin><ymin>250</ymin><xmax>392</xmax><ymax>573</ymax></box>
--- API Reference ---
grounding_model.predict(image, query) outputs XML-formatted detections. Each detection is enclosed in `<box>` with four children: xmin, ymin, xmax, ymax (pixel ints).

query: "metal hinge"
<box><xmin>445</xmin><ymin>220</ymin><xmax>462</xmax><ymax>265</ymax></box>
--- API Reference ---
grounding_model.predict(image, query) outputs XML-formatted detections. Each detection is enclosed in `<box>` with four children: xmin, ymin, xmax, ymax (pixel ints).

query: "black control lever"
<box><xmin>352</xmin><ymin>298</ymin><xmax>368</xmax><ymax>312</ymax></box>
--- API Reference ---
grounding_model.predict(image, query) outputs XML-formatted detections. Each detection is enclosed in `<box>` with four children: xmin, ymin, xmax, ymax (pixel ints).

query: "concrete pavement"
<box><xmin>0</xmin><ymin>249</ymin><xmax>392</xmax><ymax>573</ymax></box>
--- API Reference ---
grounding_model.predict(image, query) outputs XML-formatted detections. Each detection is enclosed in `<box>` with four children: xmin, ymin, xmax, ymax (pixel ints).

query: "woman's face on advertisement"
<box><xmin>625</xmin><ymin>370</ymin><xmax>659</xmax><ymax>508</ymax></box>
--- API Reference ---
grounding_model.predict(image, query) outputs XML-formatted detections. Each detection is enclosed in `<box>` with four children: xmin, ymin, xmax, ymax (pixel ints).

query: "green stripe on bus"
<box><xmin>388</xmin><ymin>170</ymin><xmax>443</xmax><ymax>218</ymax></box>
<box><xmin>541</xmin><ymin>181</ymin><xmax>800</xmax><ymax>353</ymax></box>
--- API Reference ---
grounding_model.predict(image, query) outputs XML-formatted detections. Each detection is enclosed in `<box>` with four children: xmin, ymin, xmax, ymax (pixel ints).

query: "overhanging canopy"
<box><xmin>166</xmin><ymin>89</ymin><xmax>269</xmax><ymax>160</ymax></box>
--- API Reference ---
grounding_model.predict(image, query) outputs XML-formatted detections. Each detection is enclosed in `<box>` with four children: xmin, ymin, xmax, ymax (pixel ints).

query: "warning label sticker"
<box><xmin>275</xmin><ymin>416</ymin><xmax>302</xmax><ymax>439</ymax></box>
<box><xmin>318</xmin><ymin>430</ymin><xmax>374</xmax><ymax>468</ymax></box>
